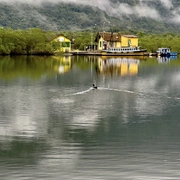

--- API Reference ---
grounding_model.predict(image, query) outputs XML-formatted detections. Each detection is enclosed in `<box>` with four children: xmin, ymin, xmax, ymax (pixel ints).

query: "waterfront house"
<box><xmin>95</xmin><ymin>32</ymin><xmax>138</xmax><ymax>50</ymax></box>
<box><xmin>95</xmin><ymin>32</ymin><xmax>121</xmax><ymax>50</ymax></box>
<box><xmin>52</xmin><ymin>35</ymin><xmax>71</xmax><ymax>52</ymax></box>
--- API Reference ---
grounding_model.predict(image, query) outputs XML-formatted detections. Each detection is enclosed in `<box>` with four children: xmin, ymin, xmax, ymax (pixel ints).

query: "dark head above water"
<box><xmin>92</xmin><ymin>84</ymin><xmax>97</xmax><ymax>89</ymax></box>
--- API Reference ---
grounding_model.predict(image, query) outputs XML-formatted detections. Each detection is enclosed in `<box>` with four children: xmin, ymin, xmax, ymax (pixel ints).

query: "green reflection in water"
<box><xmin>0</xmin><ymin>56</ymin><xmax>54</xmax><ymax>80</ymax></box>
<box><xmin>0</xmin><ymin>55</ymin><xmax>98</xmax><ymax>81</ymax></box>
<box><xmin>0</xmin><ymin>137</ymin><xmax>47</xmax><ymax>166</ymax></box>
<box><xmin>0</xmin><ymin>56</ymin><xmax>73</xmax><ymax>80</ymax></box>
<box><xmin>140</xmin><ymin>57</ymin><xmax>180</xmax><ymax>66</ymax></box>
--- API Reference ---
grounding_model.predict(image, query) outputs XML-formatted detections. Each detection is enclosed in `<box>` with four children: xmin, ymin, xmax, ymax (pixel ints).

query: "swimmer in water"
<box><xmin>92</xmin><ymin>84</ymin><xmax>97</xmax><ymax>89</ymax></box>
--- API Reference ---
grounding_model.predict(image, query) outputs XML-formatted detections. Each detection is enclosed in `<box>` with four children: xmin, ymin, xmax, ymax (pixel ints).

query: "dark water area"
<box><xmin>0</xmin><ymin>55</ymin><xmax>180</xmax><ymax>179</ymax></box>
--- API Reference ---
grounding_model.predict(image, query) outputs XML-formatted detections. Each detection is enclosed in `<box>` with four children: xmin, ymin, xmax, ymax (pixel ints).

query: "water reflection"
<box><xmin>98</xmin><ymin>57</ymin><xmax>140</xmax><ymax>76</ymax></box>
<box><xmin>157</xmin><ymin>56</ymin><xmax>178</xmax><ymax>63</ymax></box>
<box><xmin>51</xmin><ymin>56</ymin><xmax>72</xmax><ymax>74</ymax></box>
<box><xmin>0</xmin><ymin>55</ymin><xmax>73</xmax><ymax>81</ymax></box>
<box><xmin>1</xmin><ymin>55</ymin><xmax>180</xmax><ymax>179</ymax></box>
<box><xmin>0</xmin><ymin>55</ymin><xmax>180</xmax><ymax>81</ymax></box>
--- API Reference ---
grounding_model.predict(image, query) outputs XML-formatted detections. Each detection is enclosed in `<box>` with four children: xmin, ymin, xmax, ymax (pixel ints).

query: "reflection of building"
<box><xmin>52</xmin><ymin>56</ymin><xmax>71</xmax><ymax>74</ymax></box>
<box><xmin>157</xmin><ymin>56</ymin><xmax>178</xmax><ymax>64</ymax></box>
<box><xmin>95</xmin><ymin>32</ymin><xmax>138</xmax><ymax>51</ymax></box>
<box><xmin>157</xmin><ymin>57</ymin><xmax>171</xmax><ymax>63</ymax></box>
<box><xmin>98</xmin><ymin>58</ymin><xmax>140</xmax><ymax>76</ymax></box>
<box><xmin>52</xmin><ymin>35</ymin><xmax>71</xmax><ymax>52</ymax></box>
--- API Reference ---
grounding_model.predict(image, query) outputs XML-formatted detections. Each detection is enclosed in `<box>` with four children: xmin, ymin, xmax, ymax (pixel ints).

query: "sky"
<box><xmin>0</xmin><ymin>0</ymin><xmax>179</xmax><ymax>24</ymax></box>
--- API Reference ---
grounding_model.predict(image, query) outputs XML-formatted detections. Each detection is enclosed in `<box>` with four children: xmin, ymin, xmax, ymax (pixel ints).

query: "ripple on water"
<box><xmin>51</xmin><ymin>98</ymin><xmax>74</xmax><ymax>105</ymax></box>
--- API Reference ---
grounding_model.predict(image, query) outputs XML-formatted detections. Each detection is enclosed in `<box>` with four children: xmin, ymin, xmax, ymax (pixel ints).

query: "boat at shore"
<box><xmin>70</xmin><ymin>46</ymin><xmax>148</xmax><ymax>56</ymax></box>
<box><xmin>156</xmin><ymin>48</ymin><xmax>178</xmax><ymax>57</ymax></box>
<box><xmin>101</xmin><ymin>46</ymin><xmax>147</xmax><ymax>56</ymax></box>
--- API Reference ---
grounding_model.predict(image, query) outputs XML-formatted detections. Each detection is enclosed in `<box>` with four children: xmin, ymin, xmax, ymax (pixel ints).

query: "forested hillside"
<box><xmin>0</xmin><ymin>0</ymin><xmax>180</xmax><ymax>33</ymax></box>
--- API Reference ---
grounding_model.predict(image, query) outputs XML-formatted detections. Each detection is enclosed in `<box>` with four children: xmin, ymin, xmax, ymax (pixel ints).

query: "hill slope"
<box><xmin>0</xmin><ymin>0</ymin><xmax>180</xmax><ymax>33</ymax></box>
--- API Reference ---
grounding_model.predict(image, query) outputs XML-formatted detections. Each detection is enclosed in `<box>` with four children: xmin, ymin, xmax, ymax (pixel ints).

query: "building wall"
<box><xmin>98</xmin><ymin>36</ymin><xmax>138</xmax><ymax>50</ymax></box>
<box><xmin>115</xmin><ymin>42</ymin><xmax>121</xmax><ymax>48</ymax></box>
<box><xmin>121</xmin><ymin>36</ymin><xmax>138</xmax><ymax>47</ymax></box>
<box><xmin>98</xmin><ymin>37</ymin><xmax>103</xmax><ymax>50</ymax></box>
<box><xmin>98</xmin><ymin>38</ymin><xmax>122</xmax><ymax>50</ymax></box>
<box><xmin>53</xmin><ymin>35</ymin><xmax>71</xmax><ymax>52</ymax></box>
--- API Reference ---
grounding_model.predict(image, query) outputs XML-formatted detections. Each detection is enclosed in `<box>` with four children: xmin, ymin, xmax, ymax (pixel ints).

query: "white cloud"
<box><xmin>171</xmin><ymin>12</ymin><xmax>180</xmax><ymax>24</ymax></box>
<box><xmin>0</xmin><ymin>0</ymin><xmax>179</xmax><ymax>24</ymax></box>
<box><xmin>159</xmin><ymin>0</ymin><xmax>173</xmax><ymax>9</ymax></box>
<box><xmin>113</xmin><ymin>3</ymin><xmax>160</xmax><ymax>19</ymax></box>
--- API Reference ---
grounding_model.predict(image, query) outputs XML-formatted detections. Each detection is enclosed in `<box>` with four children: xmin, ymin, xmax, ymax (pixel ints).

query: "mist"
<box><xmin>0</xmin><ymin>0</ymin><xmax>179</xmax><ymax>25</ymax></box>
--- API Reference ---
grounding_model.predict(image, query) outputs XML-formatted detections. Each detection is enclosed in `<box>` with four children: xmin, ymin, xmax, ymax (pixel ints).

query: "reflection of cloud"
<box><xmin>14</xmin><ymin>115</ymin><xmax>37</xmax><ymax>137</ymax></box>
<box><xmin>135</xmin><ymin>96</ymin><xmax>164</xmax><ymax>117</ymax></box>
<box><xmin>0</xmin><ymin>85</ymin><xmax>48</xmax><ymax>141</ymax></box>
<box><xmin>38</xmin><ymin>145</ymin><xmax>81</xmax><ymax>173</ymax></box>
<box><xmin>72</xmin><ymin>112</ymin><xmax>99</xmax><ymax>130</ymax></box>
<box><xmin>0</xmin><ymin>126</ymin><xmax>13</xmax><ymax>142</ymax></box>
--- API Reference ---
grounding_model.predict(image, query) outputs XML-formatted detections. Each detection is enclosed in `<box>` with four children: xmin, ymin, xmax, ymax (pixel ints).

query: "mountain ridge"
<box><xmin>0</xmin><ymin>1</ymin><xmax>180</xmax><ymax>33</ymax></box>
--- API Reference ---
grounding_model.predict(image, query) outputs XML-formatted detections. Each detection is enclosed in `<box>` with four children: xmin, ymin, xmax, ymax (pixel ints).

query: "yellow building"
<box><xmin>121</xmin><ymin>35</ymin><xmax>138</xmax><ymax>47</ymax></box>
<box><xmin>95</xmin><ymin>32</ymin><xmax>138</xmax><ymax>50</ymax></box>
<box><xmin>95</xmin><ymin>32</ymin><xmax>121</xmax><ymax>50</ymax></box>
<box><xmin>52</xmin><ymin>35</ymin><xmax>71</xmax><ymax>52</ymax></box>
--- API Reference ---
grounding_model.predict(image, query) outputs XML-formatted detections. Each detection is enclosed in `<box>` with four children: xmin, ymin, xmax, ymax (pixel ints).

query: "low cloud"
<box><xmin>0</xmin><ymin>0</ymin><xmax>179</xmax><ymax>24</ymax></box>
<box><xmin>111</xmin><ymin>3</ymin><xmax>160</xmax><ymax>19</ymax></box>
<box><xmin>159</xmin><ymin>0</ymin><xmax>173</xmax><ymax>9</ymax></box>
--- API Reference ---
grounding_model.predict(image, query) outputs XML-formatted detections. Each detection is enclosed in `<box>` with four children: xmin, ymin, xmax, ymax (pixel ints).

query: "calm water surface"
<box><xmin>1</xmin><ymin>55</ymin><xmax>180</xmax><ymax>179</ymax></box>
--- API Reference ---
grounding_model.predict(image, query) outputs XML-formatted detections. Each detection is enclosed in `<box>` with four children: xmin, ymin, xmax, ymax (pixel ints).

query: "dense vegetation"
<box><xmin>0</xmin><ymin>28</ymin><xmax>180</xmax><ymax>55</ymax></box>
<box><xmin>138</xmin><ymin>32</ymin><xmax>180</xmax><ymax>53</ymax></box>
<box><xmin>0</xmin><ymin>28</ymin><xmax>56</xmax><ymax>55</ymax></box>
<box><xmin>0</xmin><ymin>1</ymin><xmax>180</xmax><ymax>33</ymax></box>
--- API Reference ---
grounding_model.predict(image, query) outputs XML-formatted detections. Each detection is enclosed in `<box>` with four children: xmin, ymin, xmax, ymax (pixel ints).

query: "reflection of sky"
<box><xmin>98</xmin><ymin>64</ymin><xmax>180</xmax><ymax>120</ymax></box>
<box><xmin>0</xmin><ymin>84</ymin><xmax>48</xmax><ymax>141</ymax></box>
<box><xmin>1</xmin><ymin>61</ymin><xmax>180</xmax><ymax>138</ymax></box>
<box><xmin>0</xmin><ymin>61</ymin><xmax>180</xmax><ymax>179</ymax></box>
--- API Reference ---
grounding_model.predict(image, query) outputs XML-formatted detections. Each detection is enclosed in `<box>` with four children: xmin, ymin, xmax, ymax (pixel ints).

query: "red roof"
<box><xmin>96</xmin><ymin>32</ymin><xmax>121</xmax><ymax>42</ymax></box>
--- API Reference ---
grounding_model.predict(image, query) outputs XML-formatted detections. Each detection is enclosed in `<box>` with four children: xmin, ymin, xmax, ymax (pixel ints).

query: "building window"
<box><xmin>62</xmin><ymin>42</ymin><xmax>70</xmax><ymax>47</ymax></box>
<box><xmin>100</xmin><ymin>41</ymin><xmax>102</xmax><ymax>48</ymax></box>
<box><xmin>128</xmin><ymin>39</ymin><xmax>131</xmax><ymax>47</ymax></box>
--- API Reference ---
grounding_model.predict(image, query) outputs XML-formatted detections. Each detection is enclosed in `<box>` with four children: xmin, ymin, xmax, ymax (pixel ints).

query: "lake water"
<box><xmin>1</xmin><ymin>55</ymin><xmax>180</xmax><ymax>180</ymax></box>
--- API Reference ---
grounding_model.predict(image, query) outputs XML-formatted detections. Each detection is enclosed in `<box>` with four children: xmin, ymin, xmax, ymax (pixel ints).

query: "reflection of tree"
<box><xmin>73</xmin><ymin>56</ymin><xmax>94</xmax><ymax>70</ymax></box>
<box><xmin>0</xmin><ymin>137</ymin><xmax>48</xmax><ymax>166</ymax></box>
<box><xmin>0</xmin><ymin>55</ymin><xmax>101</xmax><ymax>81</ymax></box>
<box><xmin>0</xmin><ymin>56</ymin><xmax>56</xmax><ymax>80</ymax></box>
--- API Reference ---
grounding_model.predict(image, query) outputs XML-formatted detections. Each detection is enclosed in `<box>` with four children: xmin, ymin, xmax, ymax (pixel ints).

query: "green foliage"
<box><xmin>0</xmin><ymin>2</ymin><xmax>180</xmax><ymax>33</ymax></box>
<box><xmin>1</xmin><ymin>27</ymin><xmax>180</xmax><ymax>55</ymax></box>
<box><xmin>63</xmin><ymin>31</ymin><xmax>93</xmax><ymax>50</ymax></box>
<box><xmin>0</xmin><ymin>28</ymin><xmax>54</xmax><ymax>55</ymax></box>
<box><xmin>139</xmin><ymin>33</ymin><xmax>180</xmax><ymax>53</ymax></box>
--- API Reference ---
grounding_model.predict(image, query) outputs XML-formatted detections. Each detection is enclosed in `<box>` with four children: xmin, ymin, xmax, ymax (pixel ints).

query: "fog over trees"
<box><xmin>0</xmin><ymin>0</ymin><xmax>180</xmax><ymax>33</ymax></box>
